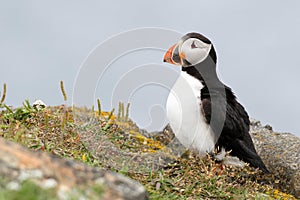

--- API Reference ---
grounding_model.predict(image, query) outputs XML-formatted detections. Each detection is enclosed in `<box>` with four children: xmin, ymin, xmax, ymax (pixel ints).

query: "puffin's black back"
<box><xmin>200</xmin><ymin>85</ymin><xmax>269</xmax><ymax>173</ymax></box>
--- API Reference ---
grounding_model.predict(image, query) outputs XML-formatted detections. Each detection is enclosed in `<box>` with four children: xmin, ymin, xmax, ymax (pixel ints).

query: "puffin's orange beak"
<box><xmin>163</xmin><ymin>44</ymin><xmax>182</xmax><ymax>66</ymax></box>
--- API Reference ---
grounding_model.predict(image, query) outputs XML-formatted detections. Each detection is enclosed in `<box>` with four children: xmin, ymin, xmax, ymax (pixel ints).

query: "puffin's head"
<box><xmin>163</xmin><ymin>32</ymin><xmax>217</xmax><ymax>67</ymax></box>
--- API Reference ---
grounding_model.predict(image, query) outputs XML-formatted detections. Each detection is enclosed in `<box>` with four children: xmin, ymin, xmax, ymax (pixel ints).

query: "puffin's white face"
<box><xmin>163</xmin><ymin>33</ymin><xmax>214</xmax><ymax>67</ymax></box>
<box><xmin>179</xmin><ymin>38</ymin><xmax>212</xmax><ymax>67</ymax></box>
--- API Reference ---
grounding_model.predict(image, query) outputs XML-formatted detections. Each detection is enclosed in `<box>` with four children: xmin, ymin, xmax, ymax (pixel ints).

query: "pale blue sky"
<box><xmin>1</xmin><ymin>1</ymin><xmax>300</xmax><ymax>137</ymax></box>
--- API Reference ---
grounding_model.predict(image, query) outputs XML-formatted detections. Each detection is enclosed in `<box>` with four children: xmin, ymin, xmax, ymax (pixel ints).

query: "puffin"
<box><xmin>163</xmin><ymin>32</ymin><xmax>269</xmax><ymax>173</ymax></box>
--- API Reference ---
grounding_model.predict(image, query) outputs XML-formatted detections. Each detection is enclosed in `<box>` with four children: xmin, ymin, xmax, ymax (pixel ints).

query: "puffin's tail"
<box><xmin>230</xmin><ymin>138</ymin><xmax>269</xmax><ymax>173</ymax></box>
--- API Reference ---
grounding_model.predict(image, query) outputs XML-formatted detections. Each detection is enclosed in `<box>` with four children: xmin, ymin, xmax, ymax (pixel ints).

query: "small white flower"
<box><xmin>33</xmin><ymin>100</ymin><xmax>47</xmax><ymax>110</ymax></box>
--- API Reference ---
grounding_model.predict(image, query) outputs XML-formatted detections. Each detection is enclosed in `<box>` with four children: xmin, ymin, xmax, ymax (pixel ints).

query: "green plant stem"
<box><xmin>60</xmin><ymin>80</ymin><xmax>67</xmax><ymax>101</ymax></box>
<box><xmin>0</xmin><ymin>83</ymin><xmax>6</xmax><ymax>105</ymax></box>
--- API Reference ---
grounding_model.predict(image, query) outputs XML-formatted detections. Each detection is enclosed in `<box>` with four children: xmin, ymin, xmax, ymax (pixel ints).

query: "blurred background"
<box><xmin>1</xmin><ymin>1</ymin><xmax>299</xmax><ymax>136</ymax></box>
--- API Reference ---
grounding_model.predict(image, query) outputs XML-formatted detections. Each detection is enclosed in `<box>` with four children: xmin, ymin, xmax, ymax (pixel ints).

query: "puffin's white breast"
<box><xmin>166</xmin><ymin>71</ymin><xmax>216</xmax><ymax>156</ymax></box>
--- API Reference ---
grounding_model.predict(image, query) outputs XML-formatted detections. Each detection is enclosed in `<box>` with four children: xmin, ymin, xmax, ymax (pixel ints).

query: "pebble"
<box><xmin>41</xmin><ymin>178</ymin><xmax>58</xmax><ymax>189</ymax></box>
<box><xmin>18</xmin><ymin>169</ymin><xmax>43</xmax><ymax>181</ymax></box>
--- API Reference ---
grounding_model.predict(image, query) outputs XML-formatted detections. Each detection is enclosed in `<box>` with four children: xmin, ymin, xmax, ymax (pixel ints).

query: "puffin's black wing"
<box><xmin>201</xmin><ymin>86</ymin><xmax>269</xmax><ymax>173</ymax></box>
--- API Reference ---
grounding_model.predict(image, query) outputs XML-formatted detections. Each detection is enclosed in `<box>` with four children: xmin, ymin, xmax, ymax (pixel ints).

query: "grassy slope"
<box><xmin>0</xmin><ymin>99</ymin><xmax>297</xmax><ymax>200</ymax></box>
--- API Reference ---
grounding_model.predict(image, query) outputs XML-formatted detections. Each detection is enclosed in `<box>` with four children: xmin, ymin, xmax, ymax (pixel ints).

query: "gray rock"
<box><xmin>0</xmin><ymin>138</ymin><xmax>148</xmax><ymax>200</ymax></box>
<box><xmin>250</xmin><ymin>119</ymin><xmax>300</xmax><ymax>197</ymax></box>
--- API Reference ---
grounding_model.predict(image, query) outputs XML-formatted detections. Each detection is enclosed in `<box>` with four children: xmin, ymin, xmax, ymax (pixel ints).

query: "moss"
<box><xmin>91</xmin><ymin>184</ymin><xmax>104</xmax><ymax>197</ymax></box>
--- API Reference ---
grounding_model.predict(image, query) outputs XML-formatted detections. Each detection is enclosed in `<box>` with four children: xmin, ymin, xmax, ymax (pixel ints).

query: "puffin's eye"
<box><xmin>191</xmin><ymin>41</ymin><xmax>197</xmax><ymax>49</ymax></box>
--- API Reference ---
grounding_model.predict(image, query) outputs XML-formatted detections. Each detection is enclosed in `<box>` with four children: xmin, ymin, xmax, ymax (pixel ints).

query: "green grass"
<box><xmin>0</xmin><ymin>94</ymin><xmax>297</xmax><ymax>199</ymax></box>
<box><xmin>0</xmin><ymin>180</ymin><xmax>57</xmax><ymax>200</ymax></box>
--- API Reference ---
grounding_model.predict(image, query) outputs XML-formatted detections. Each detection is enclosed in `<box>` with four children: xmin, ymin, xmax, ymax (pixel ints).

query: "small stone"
<box><xmin>7</xmin><ymin>181</ymin><xmax>21</xmax><ymax>190</ymax></box>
